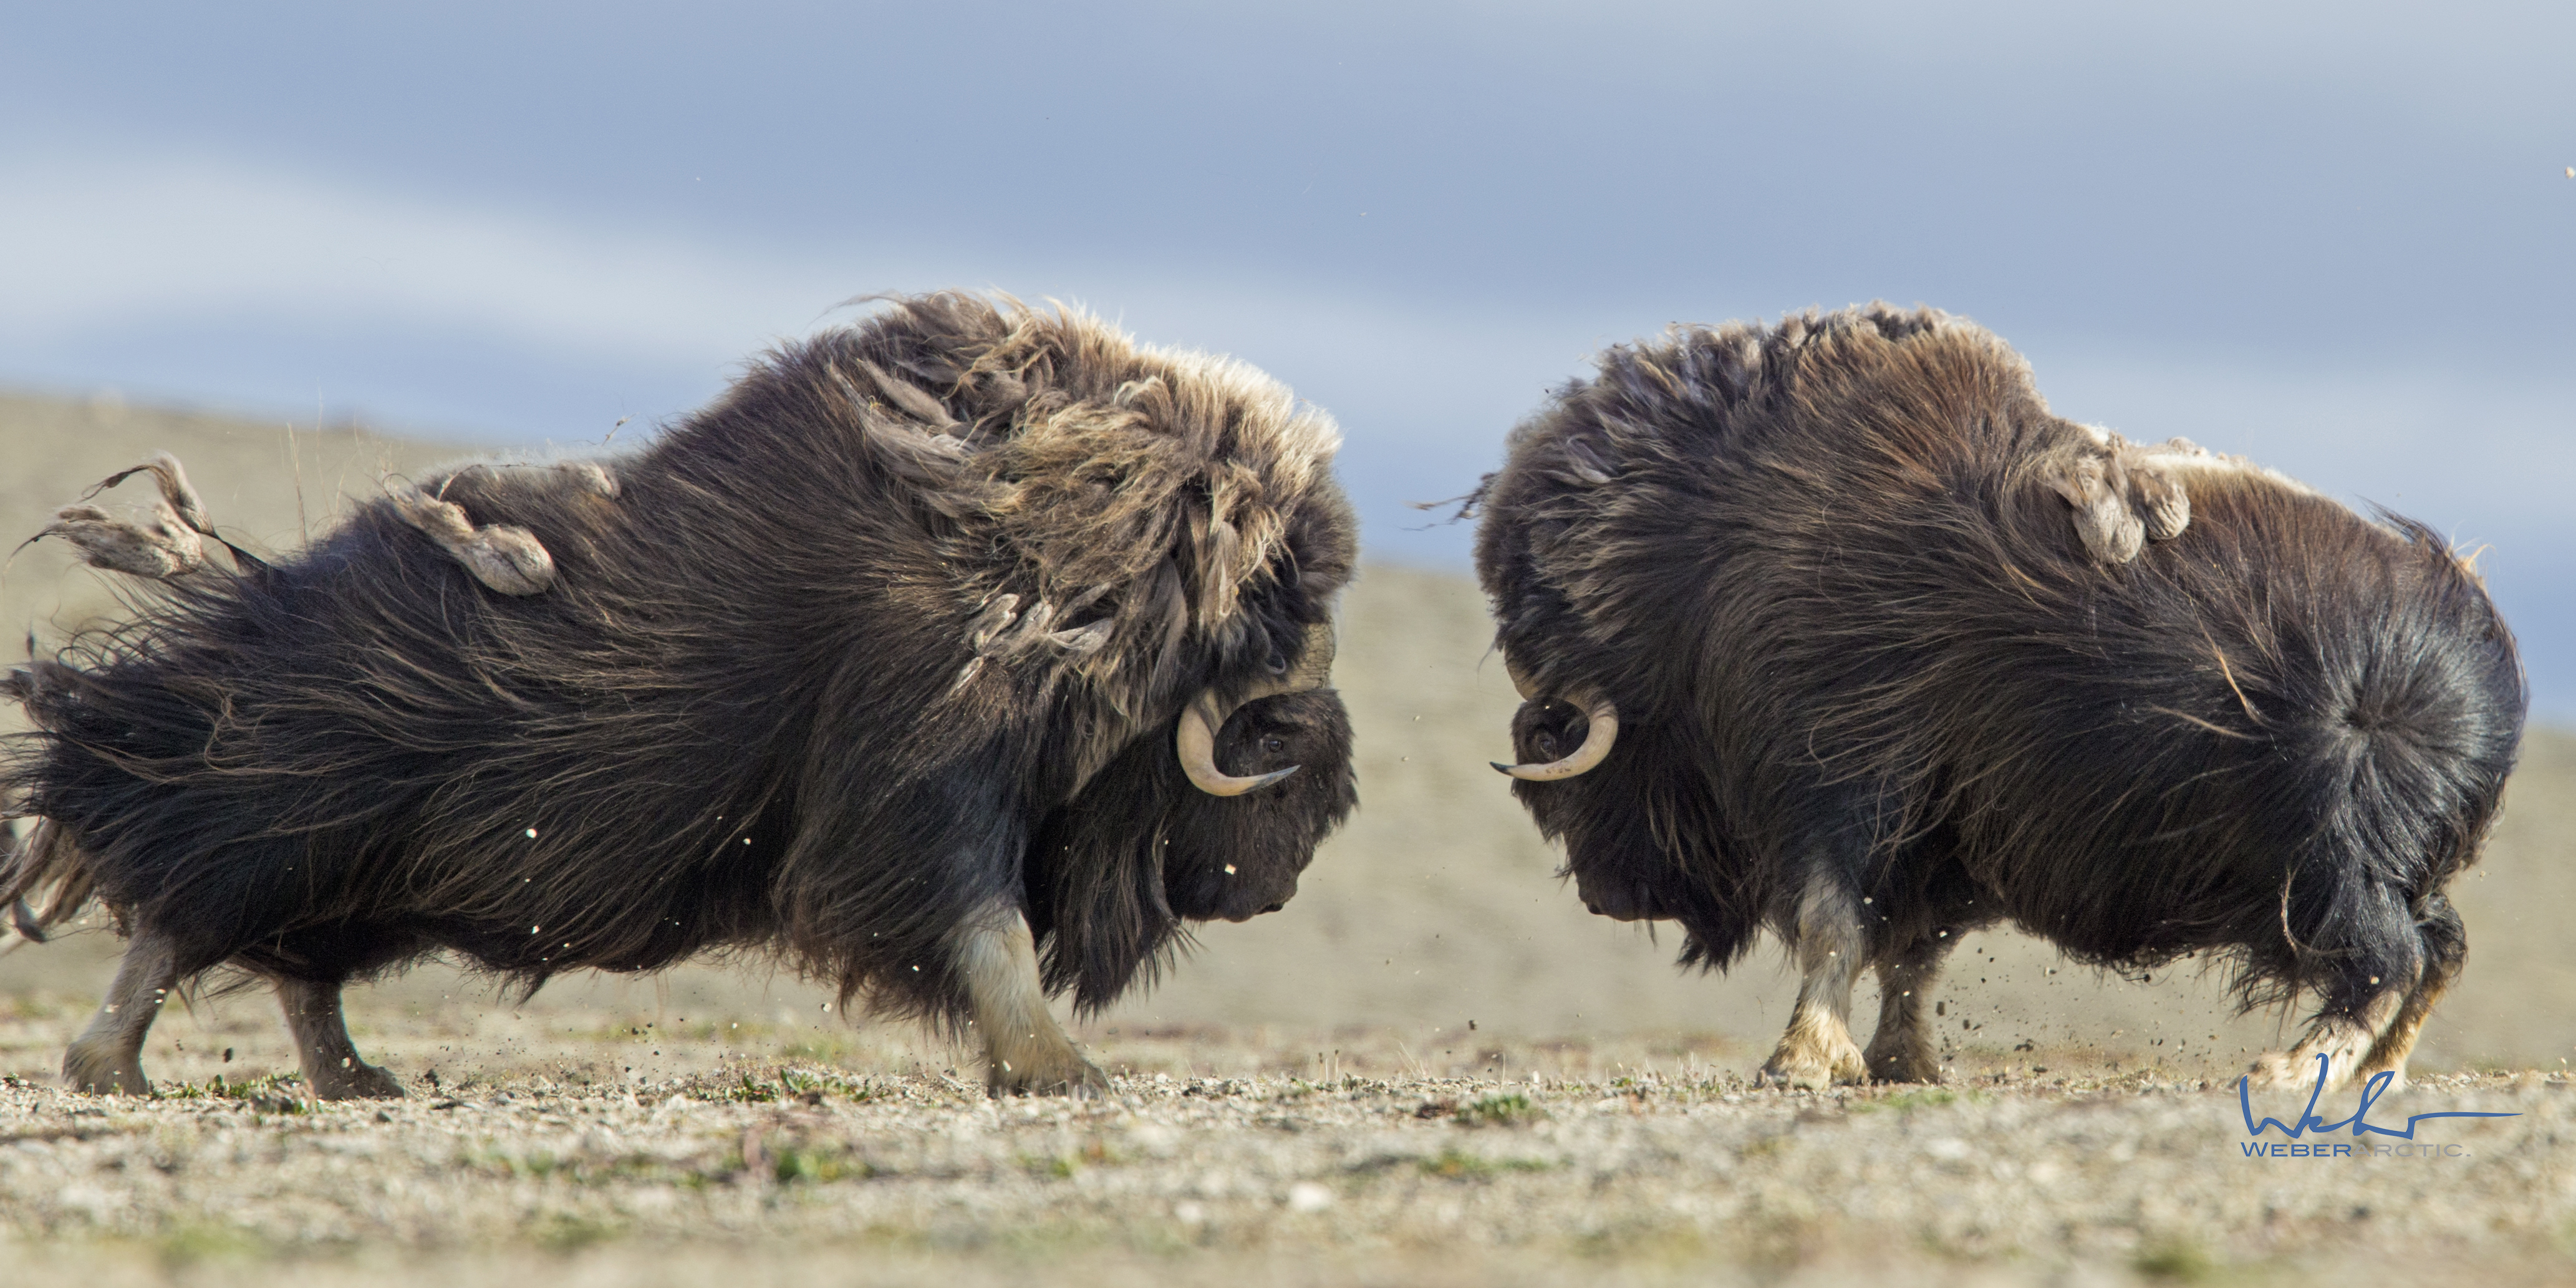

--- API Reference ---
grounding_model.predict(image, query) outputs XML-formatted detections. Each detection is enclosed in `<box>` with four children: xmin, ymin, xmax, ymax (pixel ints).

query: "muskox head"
<box><xmin>1027</xmin><ymin>686</ymin><xmax>1356</xmax><ymax>1014</ymax></box>
<box><xmin>1160</xmin><ymin>688</ymin><xmax>1356</xmax><ymax>920</ymax></box>
<box><xmin>1508</xmin><ymin>696</ymin><xmax>1662</xmax><ymax>923</ymax></box>
<box><xmin>768</xmin><ymin>292</ymin><xmax>1366</xmax><ymax>1014</ymax></box>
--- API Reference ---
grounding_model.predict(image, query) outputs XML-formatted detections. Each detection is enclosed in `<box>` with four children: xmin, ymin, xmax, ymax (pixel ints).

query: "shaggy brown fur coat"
<box><xmin>4</xmin><ymin>292</ymin><xmax>1359</xmax><ymax>1042</ymax></box>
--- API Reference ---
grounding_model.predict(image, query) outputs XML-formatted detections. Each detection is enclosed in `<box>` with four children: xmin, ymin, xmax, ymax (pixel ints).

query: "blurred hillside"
<box><xmin>2</xmin><ymin>390</ymin><xmax>2569</xmax><ymax>1077</ymax></box>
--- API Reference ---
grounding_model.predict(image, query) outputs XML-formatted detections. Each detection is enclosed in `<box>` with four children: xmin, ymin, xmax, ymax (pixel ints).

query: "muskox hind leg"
<box><xmin>272</xmin><ymin>976</ymin><xmax>405</xmax><ymax>1100</ymax></box>
<box><xmin>62</xmin><ymin>930</ymin><xmax>180</xmax><ymax>1095</ymax></box>
<box><xmin>1758</xmin><ymin>879</ymin><xmax>1870</xmax><ymax>1089</ymax></box>
<box><xmin>1862</xmin><ymin>931</ymin><xmax>1959</xmax><ymax>1084</ymax></box>
<box><xmin>953</xmin><ymin>901</ymin><xmax>1109</xmax><ymax>1098</ymax></box>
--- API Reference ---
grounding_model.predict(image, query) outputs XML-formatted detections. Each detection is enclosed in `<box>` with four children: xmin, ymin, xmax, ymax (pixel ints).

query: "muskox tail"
<box><xmin>1</xmin><ymin>819</ymin><xmax>95</xmax><ymax>944</ymax></box>
<box><xmin>2</xmin><ymin>661</ymin><xmax>108</xmax><ymax>943</ymax></box>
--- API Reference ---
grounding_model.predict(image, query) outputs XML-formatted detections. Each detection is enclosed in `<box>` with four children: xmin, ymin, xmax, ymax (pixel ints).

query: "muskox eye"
<box><xmin>1265</xmin><ymin>650</ymin><xmax>1288</xmax><ymax>676</ymax></box>
<box><xmin>1261</xmin><ymin>736</ymin><xmax>1286</xmax><ymax>755</ymax></box>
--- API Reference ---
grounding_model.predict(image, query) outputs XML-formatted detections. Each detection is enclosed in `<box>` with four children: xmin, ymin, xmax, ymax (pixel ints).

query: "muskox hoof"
<box><xmin>62</xmin><ymin>1043</ymin><xmax>150</xmax><ymax>1097</ymax></box>
<box><xmin>1758</xmin><ymin>1033</ymin><xmax>1868</xmax><ymax>1090</ymax></box>
<box><xmin>2247</xmin><ymin>1049</ymin><xmax>2355</xmax><ymax>1094</ymax></box>
<box><xmin>1862</xmin><ymin>1042</ymin><xmax>1943</xmax><ymax>1085</ymax></box>
<box><xmin>308</xmin><ymin>1059</ymin><xmax>407</xmax><ymax>1101</ymax></box>
<box><xmin>990</xmin><ymin>1049</ymin><xmax>1111</xmax><ymax>1100</ymax></box>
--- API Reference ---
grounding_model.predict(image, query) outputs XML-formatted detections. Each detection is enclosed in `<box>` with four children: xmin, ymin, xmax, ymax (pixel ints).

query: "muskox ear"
<box><xmin>1025</xmin><ymin>734</ymin><xmax>1187</xmax><ymax>1015</ymax></box>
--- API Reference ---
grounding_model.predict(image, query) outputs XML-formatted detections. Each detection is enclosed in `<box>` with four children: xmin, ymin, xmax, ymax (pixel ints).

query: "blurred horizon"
<box><xmin>6</xmin><ymin>1</ymin><xmax>2571</xmax><ymax>714</ymax></box>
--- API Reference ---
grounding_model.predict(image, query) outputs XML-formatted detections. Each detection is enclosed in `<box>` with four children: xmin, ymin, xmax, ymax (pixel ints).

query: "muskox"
<box><xmin>1474</xmin><ymin>305</ymin><xmax>2524</xmax><ymax>1091</ymax></box>
<box><xmin>1</xmin><ymin>292</ymin><xmax>1358</xmax><ymax>1098</ymax></box>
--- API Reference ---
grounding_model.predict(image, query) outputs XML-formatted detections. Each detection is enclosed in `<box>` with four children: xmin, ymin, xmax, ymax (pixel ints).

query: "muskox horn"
<box><xmin>1177</xmin><ymin>691</ymin><xmax>1299</xmax><ymax>796</ymax></box>
<box><xmin>1176</xmin><ymin>620</ymin><xmax>1334</xmax><ymax>796</ymax></box>
<box><xmin>1492</xmin><ymin>690</ymin><xmax>1619</xmax><ymax>781</ymax></box>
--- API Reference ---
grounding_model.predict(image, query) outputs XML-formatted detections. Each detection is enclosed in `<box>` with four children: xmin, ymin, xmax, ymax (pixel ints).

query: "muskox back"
<box><xmin>1477</xmin><ymin>305</ymin><xmax>2524</xmax><ymax>1089</ymax></box>
<box><xmin>4</xmin><ymin>292</ymin><xmax>1359</xmax><ymax>1099</ymax></box>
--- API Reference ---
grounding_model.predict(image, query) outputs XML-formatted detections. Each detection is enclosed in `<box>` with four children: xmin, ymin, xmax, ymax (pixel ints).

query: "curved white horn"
<box><xmin>1492</xmin><ymin>691</ymin><xmax>1619</xmax><ymax>781</ymax></box>
<box><xmin>1174</xmin><ymin>620</ymin><xmax>1336</xmax><ymax>797</ymax></box>
<box><xmin>1177</xmin><ymin>691</ymin><xmax>1300</xmax><ymax>795</ymax></box>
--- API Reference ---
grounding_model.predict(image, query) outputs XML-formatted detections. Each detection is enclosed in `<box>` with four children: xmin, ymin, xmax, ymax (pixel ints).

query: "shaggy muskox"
<box><xmin>1</xmin><ymin>292</ymin><xmax>1358</xmax><ymax>1099</ymax></box>
<box><xmin>1474</xmin><ymin>305</ymin><xmax>2523</xmax><ymax>1091</ymax></box>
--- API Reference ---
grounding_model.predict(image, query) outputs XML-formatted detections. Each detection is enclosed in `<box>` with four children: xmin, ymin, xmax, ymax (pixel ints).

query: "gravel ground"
<box><xmin>2</xmin><ymin>1002</ymin><xmax>2571</xmax><ymax>1287</ymax></box>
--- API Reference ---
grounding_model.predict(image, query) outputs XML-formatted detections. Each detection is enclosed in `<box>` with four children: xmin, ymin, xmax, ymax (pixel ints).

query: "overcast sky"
<box><xmin>4</xmin><ymin>1</ymin><xmax>2572</xmax><ymax>714</ymax></box>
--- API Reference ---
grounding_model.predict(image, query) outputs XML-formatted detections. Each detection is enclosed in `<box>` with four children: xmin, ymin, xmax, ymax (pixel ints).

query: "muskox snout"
<box><xmin>1167</xmin><ymin>855</ymin><xmax>1305</xmax><ymax>925</ymax></box>
<box><xmin>1576</xmin><ymin>873</ymin><xmax>1662</xmax><ymax>921</ymax></box>
<box><xmin>1210</xmin><ymin>898</ymin><xmax>1286</xmax><ymax>923</ymax></box>
<box><xmin>1214</xmin><ymin>882</ymin><xmax>1298</xmax><ymax>923</ymax></box>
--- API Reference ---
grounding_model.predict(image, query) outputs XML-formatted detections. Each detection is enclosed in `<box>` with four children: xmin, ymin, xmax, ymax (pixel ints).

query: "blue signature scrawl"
<box><xmin>2239</xmin><ymin>1054</ymin><xmax>2521</xmax><ymax>1140</ymax></box>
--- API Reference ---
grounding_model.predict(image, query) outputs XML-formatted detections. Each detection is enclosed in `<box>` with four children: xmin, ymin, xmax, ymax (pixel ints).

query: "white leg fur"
<box><xmin>2250</xmin><ymin>989</ymin><xmax>2406</xmax><ymax>1093</ymax></box>
<box><xmin>275</xmin><ymin>977</ymin><xmax>405</xmax><ymax>1100</ymax></box>
<box><xmin>953</xmin><ymin>903</ymin><xmax>1107</xmax><ymax>1097</ymax></box>
<box><xmin>1760</xmin><ymin>881</ymin><xmax>1869</xmax><ymax>1089</ymax></box>
<box><xmin>63</xmin><ymin>933</ymin><xmax>179</xmax><ymax>1095</ymax></box>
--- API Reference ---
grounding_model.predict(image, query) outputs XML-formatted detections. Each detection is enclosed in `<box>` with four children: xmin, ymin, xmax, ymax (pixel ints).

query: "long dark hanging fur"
<box><xmin>1477</xmin><ymin>304</ymin><xmax>2525</xmax><ymax>1086</ymax></box>
<box><xmin>1028</xmin><ymin>687</ymin><xmax>1356</xmax><ymax>1012</ymax></box>
<box><xmin>1</xmin><ymin>292</ymin><xmax>1359</xmax><ymax>1039</ymax></box>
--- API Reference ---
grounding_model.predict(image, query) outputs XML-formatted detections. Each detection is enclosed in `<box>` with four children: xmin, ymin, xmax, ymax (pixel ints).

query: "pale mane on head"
<box><xmin>818</xmin><ymin>294</ymin><xmax>1351</xmax><ymax>721</ymax></box>
<box><xmin>970</xmin><ymin>302</ymin><xmax>1343</xmax><ymax>640</ymax></box>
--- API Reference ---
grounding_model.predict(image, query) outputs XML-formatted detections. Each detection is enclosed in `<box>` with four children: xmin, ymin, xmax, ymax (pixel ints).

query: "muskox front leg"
<box><xmin>2351</xmin><ymin>895</ymin><xmax>2467</xmax><ymax>1090</ymax></box>
<box><xmin>2252</xmin><ymin>893</ymin><xmax>2461</xmax><ymax>1093</ymax></box>
<box><xmin>273</xmin><ymin>976</ymin><xmax>405</xmax><ymax>1100</ymax></box>
<box><xmin>1758</xmin><ymin>878</ymin><xmax>1869</xmax><ymax>1089</ymax></box>
<box><xmin>2250</xmin><ymin>887</ymin><xmax>2429</xmax><ymax>1093</ymax></box>
<box><xmin>63</xmin><ymin>930</ymin><xmax>180</xmax><ymax>1095</ymax></box>
<box><xmin>953</xmin><ymin>901</ymin><xmax>1108</xmax><ymax>1098</ymax></box>
<box><xmin>2250</xmin><ymin>985</ymin><xmax>2408</xmax><ymax>1096</ymax></box>
<box><xmin>1862</xmin><ymin>931</ymin><xmax>1957</xmax><ymax>1084</ymax></box>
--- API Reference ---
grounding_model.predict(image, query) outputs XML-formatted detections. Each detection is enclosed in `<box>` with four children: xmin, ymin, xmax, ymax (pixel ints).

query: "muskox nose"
<box><xmin>1581</xmin><ymin>883</ymin><xmax>1661</xmax><ymax>921</ymax></box>
<box><xmin>1260</xmin><ymin>901</ymin><xmax>1286</xmax><ymax>915</ymax></box>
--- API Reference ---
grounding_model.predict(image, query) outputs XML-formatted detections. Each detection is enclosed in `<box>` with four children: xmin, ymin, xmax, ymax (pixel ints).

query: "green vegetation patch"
<box><xmin>155</xmin><ymin>1072</ymin><xmax>311</xmax><ymax>1113</ymax></box>
<box><xmin>2133</xmin><ymin>1238</ymin><xmax>2217</xmax><ymax>1282</ymax></box>
<box><xmin>683</xmin><ymin>1065</ymin><xmax>882</xmax><ymax>1105</ymax></box>
<box><xmin>1452</xmin><ymin>1090</ymin><xmax>1538</xmax><ymax>1126</ymax></box>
